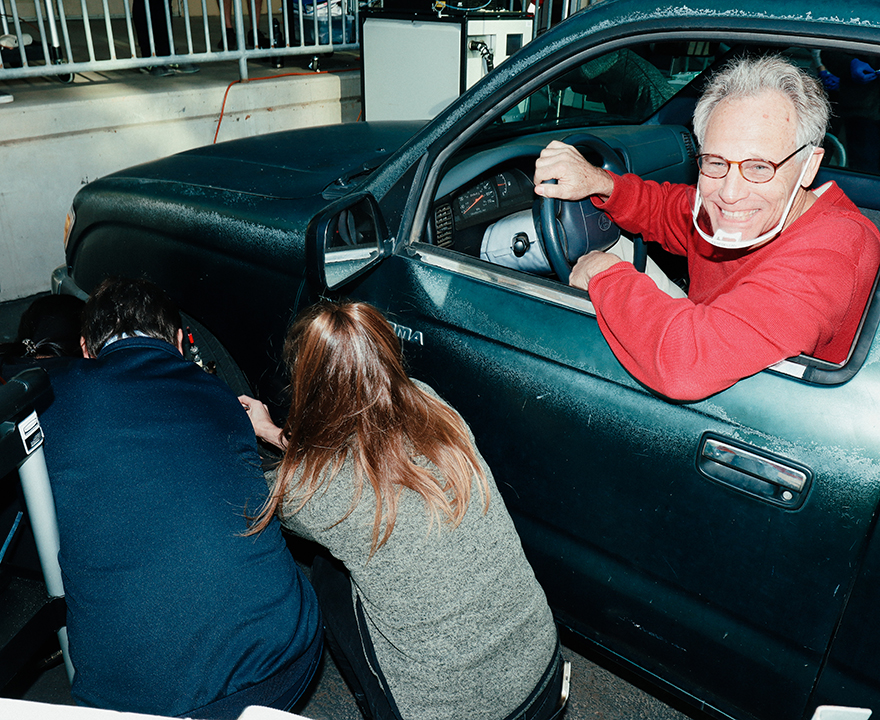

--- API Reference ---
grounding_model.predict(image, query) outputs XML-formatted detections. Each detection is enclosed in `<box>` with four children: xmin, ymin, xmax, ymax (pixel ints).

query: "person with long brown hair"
<box><xmin>240</xmin><ymin>300</ymin><xmax>568</xmax><ymax>720</ymax></box>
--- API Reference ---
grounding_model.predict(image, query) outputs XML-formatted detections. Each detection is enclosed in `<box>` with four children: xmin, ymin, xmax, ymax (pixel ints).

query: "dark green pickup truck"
<box><xmin>55</xmin><ymin>2</ymin><xmax>880</xmax><ymax>719</ymax></box>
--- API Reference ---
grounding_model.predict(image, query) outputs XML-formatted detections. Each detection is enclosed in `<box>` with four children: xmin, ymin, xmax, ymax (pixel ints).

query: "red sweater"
<box><xmin>589</xmin><ymin>174</ymin><xmax>880</xmax><ymax>401</ymax></box>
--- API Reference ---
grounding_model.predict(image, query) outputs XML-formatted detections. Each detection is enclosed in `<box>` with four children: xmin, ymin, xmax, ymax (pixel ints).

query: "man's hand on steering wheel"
<box><xmin>533</xmin><ymin>137</ymin><xmax>632</xmax><ymax>283</ymax></box>
<box><xmin>534</xmin><ymin>140</ymin><xmax>616</xmax><ymax>201</ymax></box>
<box><xmin>569</xmin><ymin>250</ymin><xmax>625</xmax><ymax>291</ymax></box>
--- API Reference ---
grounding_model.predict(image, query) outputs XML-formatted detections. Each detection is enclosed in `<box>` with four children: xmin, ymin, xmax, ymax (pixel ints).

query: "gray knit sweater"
<box><xmin>267</xmin><ymin>382</ymin><xmax>557</xmax><ymax>720</ymax></box>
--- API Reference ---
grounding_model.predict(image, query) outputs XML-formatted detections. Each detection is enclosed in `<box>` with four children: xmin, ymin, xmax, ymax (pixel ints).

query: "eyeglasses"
<box><xmin>696</xmin><ymin>144</ymin><xmax>809</xmax><ymax>184</ymax></box>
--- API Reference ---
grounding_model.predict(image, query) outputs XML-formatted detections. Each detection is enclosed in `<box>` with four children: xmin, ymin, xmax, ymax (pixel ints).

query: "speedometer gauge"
<box><xmin>456</xmin><ymin>179</ymin><xmax>498</xmax><ymax>219</ymax></box>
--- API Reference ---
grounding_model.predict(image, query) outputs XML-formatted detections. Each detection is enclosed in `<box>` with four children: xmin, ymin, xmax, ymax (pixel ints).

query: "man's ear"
<box><xmin>175</xmin><ymin>328</ymin><xmax>185</xmax><ymax>355</ymax></box>
<box><xmin>803</xmin><ymin>146</ymin><xmax>825</xmax><ymax>187</ymax></box>
<box><xmin>80</xmin><ymin>337</ymin><xmax>92</xmax><ymax>359</ymax></box>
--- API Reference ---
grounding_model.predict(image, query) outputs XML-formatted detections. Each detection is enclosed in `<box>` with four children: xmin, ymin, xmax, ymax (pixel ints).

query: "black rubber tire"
<box><xmin>180</xmin><ymin>312</ymin><xmax>253</xmax><ymax>397</ymax></box>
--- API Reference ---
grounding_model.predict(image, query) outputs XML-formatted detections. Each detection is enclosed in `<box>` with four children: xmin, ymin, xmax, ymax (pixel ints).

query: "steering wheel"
<box><xmin>538</xmin><ymin>133</ymin><xmax>645</xmax><ymax>283</ymax></box>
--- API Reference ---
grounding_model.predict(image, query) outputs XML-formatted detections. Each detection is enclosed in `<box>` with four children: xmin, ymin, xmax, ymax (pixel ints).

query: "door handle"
<box><xmin>698</xmin><ymin>434</ymin><xmax>812</xmax><ymax>508</ymax></box>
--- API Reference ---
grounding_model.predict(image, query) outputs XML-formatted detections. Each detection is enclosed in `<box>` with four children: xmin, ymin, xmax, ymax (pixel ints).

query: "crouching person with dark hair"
<box><xmin>39</xmin><ymin>277</ymin><xmax>323</xmax><ymax>718</ymax></box>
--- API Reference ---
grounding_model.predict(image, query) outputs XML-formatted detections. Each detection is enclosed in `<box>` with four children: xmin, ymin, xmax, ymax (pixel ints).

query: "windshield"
<box><xmin>491</xmin><ymin>41</ymin><xmax>728</xmax><ymax>134</ymax></box>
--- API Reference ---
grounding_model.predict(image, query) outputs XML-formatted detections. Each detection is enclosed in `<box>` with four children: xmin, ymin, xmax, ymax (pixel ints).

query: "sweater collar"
<box><xmin>97</xmin><ymin>335</ymin><xmax>183</xmax><ymax>360</ymax></box>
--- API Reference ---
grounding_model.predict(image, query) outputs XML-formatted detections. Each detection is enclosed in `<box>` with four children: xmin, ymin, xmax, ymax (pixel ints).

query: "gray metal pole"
<box><xmin>18</xmin><ymin>443</ymin><xmax>75</xmax><ymax>684</ymax></box>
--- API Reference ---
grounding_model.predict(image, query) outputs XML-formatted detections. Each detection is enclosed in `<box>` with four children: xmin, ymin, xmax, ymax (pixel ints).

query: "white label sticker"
<box><xmin>17</xmin><ymin>410</ymin><xmax>43</xmax><ymax>455</ymax></box>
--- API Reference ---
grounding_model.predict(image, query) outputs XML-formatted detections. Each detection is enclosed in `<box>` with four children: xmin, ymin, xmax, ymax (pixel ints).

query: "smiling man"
<box><xmin>534</xmin><ymin>54</ymin><xmax>880</xmax><ymax>401</ymax></box>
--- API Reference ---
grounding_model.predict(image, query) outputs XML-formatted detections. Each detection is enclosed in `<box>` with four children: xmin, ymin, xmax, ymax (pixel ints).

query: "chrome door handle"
<box><xmin>698</xmin><ymin>434</ymin><xmax>812</xmax><ymax>508</ymax></box>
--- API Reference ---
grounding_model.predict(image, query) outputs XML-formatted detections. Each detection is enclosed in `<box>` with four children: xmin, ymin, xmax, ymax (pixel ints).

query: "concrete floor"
<box><xmin>0</xmin><ymin>295</ymin><xmax>695</xmax><ymax>720</ymax></box>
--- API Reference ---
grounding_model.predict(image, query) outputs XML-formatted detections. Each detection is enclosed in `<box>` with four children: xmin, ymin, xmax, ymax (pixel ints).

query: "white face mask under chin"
<box><xmin>691</xmin><ymin>153</ymin><xmax>813</xmax><ymax>250</ymax></box>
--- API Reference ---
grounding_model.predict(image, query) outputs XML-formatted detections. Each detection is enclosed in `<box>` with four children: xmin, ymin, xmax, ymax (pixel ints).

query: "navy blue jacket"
<box><xmin>40</xmin><ymin>336</ymin><xmax>321</xmax><ymax>716</ymax></box>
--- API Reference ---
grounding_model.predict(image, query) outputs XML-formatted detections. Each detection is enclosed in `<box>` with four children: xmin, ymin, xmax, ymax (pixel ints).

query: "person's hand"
<box><xmin>239</xmin><ymin>395</ymin><xmax>287</xmax><ymax>450</ymax></box>
<box><xmin>850</xmin><ymin>58</ymin><xmax>878</xmax><ymax>83</ymax></box>
<box><xmin>534</xmin><ymin>141</ymin><xmax>616</xmax><ymax>201</ymax></box>
<box><xmin>569</xmin><ymin>251</ymin><xmax>624</xmax><ymax>291</ymax></box>
<box><xmin>818</xmin><ymin>68</ymin><xmax>840</xmax><ymax>91</ymax></box>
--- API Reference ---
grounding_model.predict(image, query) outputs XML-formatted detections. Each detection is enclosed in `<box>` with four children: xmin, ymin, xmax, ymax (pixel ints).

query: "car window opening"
<box><xmin>419</xmin><ymin>41</ymin><xmax>880</xmax><ymax>385</ymax></box>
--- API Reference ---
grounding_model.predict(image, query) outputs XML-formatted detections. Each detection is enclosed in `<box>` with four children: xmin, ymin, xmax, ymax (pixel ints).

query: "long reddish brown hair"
<box><xmin>250</xmin><ymin>301</ymin><xmax>489</xmax><ymax>556</ymax></box>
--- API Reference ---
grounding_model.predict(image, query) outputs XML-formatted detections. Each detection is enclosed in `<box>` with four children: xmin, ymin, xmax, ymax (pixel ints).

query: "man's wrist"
<box><xmin>597</xmin><ymin>169</ymin><xmax>616</xmax><ymax>200</ymax></box>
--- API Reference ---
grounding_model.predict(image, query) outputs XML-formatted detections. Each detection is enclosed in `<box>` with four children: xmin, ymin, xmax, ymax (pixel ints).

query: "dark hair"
<box><xmin>5</xmin><ymin>294</ymin><xmax>85</xmax><ymax>360</ymax></box>
<box><xmin>82</xmin><ymin>278</ymin><xmax>181</xmax><ymax>357</ymax></box>
<box><xmin>249</xmin><ymin>301</ymin><xmax>489</xmax><ymax>556</ymax></box>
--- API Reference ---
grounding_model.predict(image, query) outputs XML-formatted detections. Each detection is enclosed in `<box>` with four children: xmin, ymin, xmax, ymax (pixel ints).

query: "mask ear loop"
<box><xmin>692</xmin><ymin>147</ymin><xmax>815</xmax><ymax>250</ymax></box>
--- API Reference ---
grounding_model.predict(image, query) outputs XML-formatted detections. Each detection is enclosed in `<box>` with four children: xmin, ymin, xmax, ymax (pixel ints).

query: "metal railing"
<box><xmin>532</xmin><ymin>0</ymin><xmax>594</xmax><ymax>36</ymax></box>
<box><xmin>0</xmin><ymin>0</ymin><xmax>359</xmax><ymax>81</ymax></box>
<box><xmin>0</xmin><ymin>0</ymin><xmax>594</xmax><ymax>84</ymax></box>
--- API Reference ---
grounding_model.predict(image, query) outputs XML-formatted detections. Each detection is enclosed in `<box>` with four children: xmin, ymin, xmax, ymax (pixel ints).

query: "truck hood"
<box><xmin>105</xmin><ymin>121</ymin><xmax>426</xmax><ymax>200</ymax></box>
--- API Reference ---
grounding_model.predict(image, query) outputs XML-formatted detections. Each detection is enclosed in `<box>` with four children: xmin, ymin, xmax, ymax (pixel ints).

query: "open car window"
<box><xmin>416</xmin><ymin>41</ymin><xmax>880</xmax><ymax>387</ymax></box>
<box><xmin>428</xmin><ymin>40</ymin><xmax>713</xmax><ymax>277</ymax></box>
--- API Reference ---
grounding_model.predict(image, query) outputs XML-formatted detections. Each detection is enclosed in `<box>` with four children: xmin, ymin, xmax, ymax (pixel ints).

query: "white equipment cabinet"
<box><xmin>362</xmin><ymin>12</ymin><xmax>534</xmax><ymax>121</ymax></box>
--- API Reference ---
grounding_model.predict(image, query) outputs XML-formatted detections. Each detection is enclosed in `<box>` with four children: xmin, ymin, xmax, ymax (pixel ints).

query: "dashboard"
<box><xmin>427</xmin><ymin>125</ymin><xmax>698</xmax><ymax>262</ymax></box>
<box><xmin>431</xmin><ymin>164</ymin><xmax>535</xmax><ymax>253</ymax></box>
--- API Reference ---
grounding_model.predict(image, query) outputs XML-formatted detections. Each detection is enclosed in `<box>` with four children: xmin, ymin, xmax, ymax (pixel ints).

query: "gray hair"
<box><xmin>692</xmin><ymin>55</ymin><xmax>830</xmax><ymax>149</ymax></box>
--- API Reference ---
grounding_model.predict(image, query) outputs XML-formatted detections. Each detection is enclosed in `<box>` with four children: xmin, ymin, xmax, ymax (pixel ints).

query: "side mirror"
<box><xmin>307</xmin><ymin>193</ymin><xmax>387</xmax><ymax>292</ymax></box>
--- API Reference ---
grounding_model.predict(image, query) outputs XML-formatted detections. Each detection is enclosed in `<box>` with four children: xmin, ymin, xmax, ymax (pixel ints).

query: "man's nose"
<box><xmin>718</xmin><ymin>166</ymin><xmax>749</xmax><ymax>202</ymax></box>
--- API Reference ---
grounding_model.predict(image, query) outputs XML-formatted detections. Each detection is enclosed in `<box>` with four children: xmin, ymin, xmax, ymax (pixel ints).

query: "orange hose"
<box><xmin>213</xmin><ymin>66</ymin><xmax>355</xmax><ymax>144</ymax></box>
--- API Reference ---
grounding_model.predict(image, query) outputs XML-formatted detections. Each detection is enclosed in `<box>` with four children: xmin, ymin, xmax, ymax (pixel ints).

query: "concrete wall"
<box><xmin>0</xmin><ymin>69</ymin><xmax>362</xmax><ymax>302</ymax></box>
